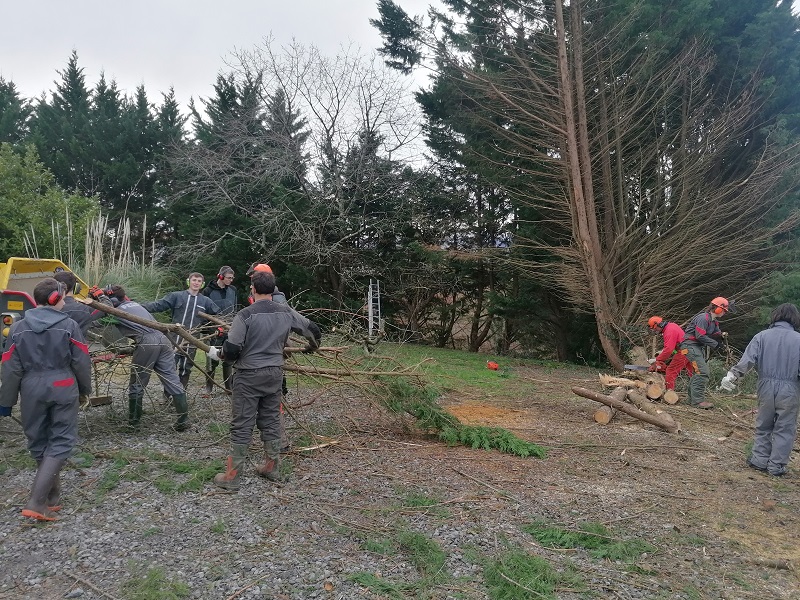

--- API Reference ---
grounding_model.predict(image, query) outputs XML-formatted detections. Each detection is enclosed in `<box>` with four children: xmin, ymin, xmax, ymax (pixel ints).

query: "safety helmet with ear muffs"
<box><xmin>711</xmin><ymin>297</ymin><xmax>730</xmax><ymax>316</ymax></box>
<box><xmin>647</xmin><ymin>316</ymin><xmax>664</xmax><ymax>330</ymax></box>
<box><xmin>47</xmin><ymin>282</ymin><xmax>66</xmax><ymax>306</ymax></box>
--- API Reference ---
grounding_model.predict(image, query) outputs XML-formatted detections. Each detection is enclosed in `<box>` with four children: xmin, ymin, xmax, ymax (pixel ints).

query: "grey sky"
<box><xmin>0</xmin><ymin>0</ymin><xmax>430</xmax><ymax>110</ymax></box>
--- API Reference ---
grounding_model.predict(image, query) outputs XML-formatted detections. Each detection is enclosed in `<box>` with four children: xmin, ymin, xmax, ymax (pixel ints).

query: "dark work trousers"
<box><xmin>20</xmin><ymin>378</ymin><xmax>79</xmax><ymax>461</ymax></box>
<box><xmin>229</xmin><ymin>366</ymin><xmax>284</xmax><ymax>446</ymax></box>
<box><xmin>173</xmin><ymin>338</ymin><xmax>197</xmax><ymax>388</ymax></box>
<box><xmin>683</xmin><ymin>343</ymin><xmax>709</xmax><ymax>405</ymax></box>
<box><xmin>751</xmin><ymin>378</ymin><xmax>800</xmax><ymax>475</ymax></box>
<box><xmin>131</xmin><ymin>333</ymin><xmax>185</xmax><ymax>398</ymax></box>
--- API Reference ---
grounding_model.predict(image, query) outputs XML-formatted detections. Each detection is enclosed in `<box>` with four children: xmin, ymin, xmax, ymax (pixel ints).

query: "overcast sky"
<box><xmin>0</xmin><ymin>0</ymin><xmax>431</xmax><ymax>111</ymax></box>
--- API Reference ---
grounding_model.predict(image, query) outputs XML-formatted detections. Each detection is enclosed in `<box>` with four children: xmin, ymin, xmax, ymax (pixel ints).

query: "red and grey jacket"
<box><xmin>655</xmin><ymin>321</ymin><xmax>685</xmax><ymax>363</ymax></box>
<box><xmin>682</xmin><ymin>311</ymin><xmax>721</xmax><ymax>348</ymax></box>
<box><xmin>0</xmin><ymin>307</ymin><xmax>92</xmax><ymax>408</ymax></box>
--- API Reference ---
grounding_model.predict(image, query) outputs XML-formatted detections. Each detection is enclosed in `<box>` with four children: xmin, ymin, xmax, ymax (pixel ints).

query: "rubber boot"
<box><xmin>22</xmin><ymin>457</ymin><xmax>66</xmax><ymax>521</ymax></box>
<box><xmin>35</xmin><ymin>459</ymin><xmax>62</xmax><ymax>511</ymax></box>
<box><xmin>179</xmin><ymin>372</ymin><xmax>191</xmax><ymax>391</ymax></box>
<box><xmin>256</xmin><ymin>440</ymin><xmax>284</xmax><ymax>482</ymax></box>
<box><xmin>222</xmin><ymin>363</ymin><xmax>233</xmax><ymax>393</ymax></box>
<box><xmin>128</xmin><ymin>393</ymin><xmax>143</xmax><ymax>429</ymax></box>
<box><xmin>172</xmin><ymin>393</ymin><xmax>190</xmax><ymax>431</ymax></box>
<box><xmin>213</xmin><ymin>444</ymin><xmax>249</xmax><ymax>491</ymax></box>
<box><xmin>205</xmin><ymin>356</ymin><xmax>216</xmax><ymax>394</ymax></box>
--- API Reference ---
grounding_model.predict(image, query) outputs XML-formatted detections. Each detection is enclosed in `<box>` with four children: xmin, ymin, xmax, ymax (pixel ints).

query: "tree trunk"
<box><xmin>554</xmin><ymin>0</ymin><xmax>623</xmax><ymax>370</ymax></box>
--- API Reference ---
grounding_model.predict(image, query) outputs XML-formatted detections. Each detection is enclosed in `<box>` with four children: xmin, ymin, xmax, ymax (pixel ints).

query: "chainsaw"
<box><xmin>623</xmin><ymin>364</ymin><xmax>650</xmax><ymax>371</ymax></box>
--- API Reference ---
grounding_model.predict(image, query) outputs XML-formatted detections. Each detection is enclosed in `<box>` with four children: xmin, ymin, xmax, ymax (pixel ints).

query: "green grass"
<box><xmin>210</xmin><ymin>519</ymin><xmax>226</xmax><ymax>534</ymax></box>
<box><xmin>484</xmin><ymin>551</ymin><xmax>583</xmax><ymax>600</ymax></box>
<box><xmin>349</xmin><ymin>572</ymin><xmax>405</xmax><ymax>599</ymax></box>
<box><xmin>397</xmin><ymin>530</ymin><xmax>448</xmax><ymax>581</ymax></box>
<box><xmin>522</xmin><ymin>520</ymin><xmax>654</xmax><ymax>562</ymax></box>
<box><xmin>122</xmin><ymin>565</ymin><xmax>189</xmax><ymax>600</ymax></box>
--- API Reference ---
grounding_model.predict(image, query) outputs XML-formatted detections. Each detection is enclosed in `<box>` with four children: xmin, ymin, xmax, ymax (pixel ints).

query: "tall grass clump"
<box><xmin>80</xmin><ymin>213</ymin><xmax>174</xmax><ymax>301</ymax></box>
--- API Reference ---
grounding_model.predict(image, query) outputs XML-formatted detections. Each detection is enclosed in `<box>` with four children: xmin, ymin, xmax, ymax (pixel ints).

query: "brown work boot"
<box><xmin>694</xmin><ymin>401</ymin><xmax>714</xmax><ymax>410</ymax></box>
<box><xmin>255</xmin><ymin>440</ymin><xmax>284</xmax><ymax>482</ymax></box>
<box><xmin>213</xmin><ymin>444</ymin><xmax>248</xmax><ymax>491</ymax></box>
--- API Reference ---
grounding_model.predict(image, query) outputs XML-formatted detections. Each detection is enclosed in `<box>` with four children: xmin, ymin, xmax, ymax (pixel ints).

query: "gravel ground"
<box><xmin>1</xmin><ymin>362</ymin><xmax>800</xmax><ymax>600</ymax></box>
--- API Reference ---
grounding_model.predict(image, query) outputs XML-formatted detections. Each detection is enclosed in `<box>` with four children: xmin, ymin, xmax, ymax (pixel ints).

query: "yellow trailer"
<box><xmin>0</xmin><ymin>257</ymin><xmax>88</xmax><ymax>347</ymax></box>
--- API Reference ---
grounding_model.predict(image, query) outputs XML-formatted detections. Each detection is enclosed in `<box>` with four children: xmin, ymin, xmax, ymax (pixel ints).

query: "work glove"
<box><xmin>88</xmin><ymin>285</ymin><xmax>105</xmax><ymax>301</ymax></box>
<box><xmin>206</xmin><ymin>346</ymin><xmax>221</xmax><ymax>361</ymax></box>
<box><xmin>0</xmin><ymin>406</ymin><xmax>12</xmax><ymax>417</ymax></box>
<box><xmin>720</xmin><ymin>370</ymin><xmax>738</xmax><ymax>392</ymax></box>
<box><xmin>302</xmin><ymin>344</ymin><xmax>317</xmax><ymax>354</ymax></box>
<box><xmin>648</xmin><ymin>360</ymin><xmax>667</xmax><ymax>373</ymax></box>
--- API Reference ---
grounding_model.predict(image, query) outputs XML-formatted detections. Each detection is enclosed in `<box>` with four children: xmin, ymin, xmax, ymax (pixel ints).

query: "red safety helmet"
<box><xmin>711</xmin><ymin>297</ymin><xmax>729</xmax><ymax>316</ymax></box>
<box><xmin>647</xmin><ymin>316</ymin><xmax>664</xmax><ymax>330</ymax></box>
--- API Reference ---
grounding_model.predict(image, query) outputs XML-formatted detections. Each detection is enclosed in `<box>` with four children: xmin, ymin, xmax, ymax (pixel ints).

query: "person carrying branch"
<box><xmin>720</xmin><ymin>303</ymin><xmax>800</xmax><ymax>477</ymax></box>
<box><xmin>647</xmin><ymin>316</ymin><xmax>691</xmax><ymax>391</ymax></box>
<box><xmin>679</xmin><ymin>297</ymin><xmax>731</xmax><ymax>409</ymax></box>
<box><xmin>141</xmin><ymin>272</ymin><xmax>221</xmax><ymax>390</ymax></box>
<box><xmin>0</xmin><ymin>278</ymin><xmax>92</xmax><ymax>521</ymax></box>
<box><xmin>210</xmin><ymin>270</ymin><xmax>321</xmax><ymax>491</ymax></box>
<box><xmin>201</xmin><ymin>265</ymin><xmax>238</xmax><ymax>394</ymax></box>
<box><xmin>53</xmin><ymin>271</ymin><xmax>107</xmax><ymax>338</ymax></box>
<box><xmin>90</xmin><ymin>285</ymin><xmax>189</xmax><ymax>431</ymax></box>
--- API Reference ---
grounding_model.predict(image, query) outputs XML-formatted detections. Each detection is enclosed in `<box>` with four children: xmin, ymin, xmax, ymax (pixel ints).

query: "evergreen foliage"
<box><xmin>381</xmin><ymin>379</ymin><xmax>547</xmax><ymax>458</ymax></box>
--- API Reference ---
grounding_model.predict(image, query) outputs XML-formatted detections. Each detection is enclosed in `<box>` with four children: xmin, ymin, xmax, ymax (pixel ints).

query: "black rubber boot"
<box><xmin>128</xmin><ymin>393</ymin><xmax>143</xmax><ymax>428</ymax></box>
<box><xmin>213</xmin><ymin>444</ymin><xmax>249</xmax><ymax>491</ymax></box>
<box><xmin>179</xmin><ymin>372</ymin><xmax>191</xmax><ymax>391</ymax></box>
<box><xmin>22</xmin><ymin>457</ymin><xmax>66</xmax><ymax>521</ymax></box>
<box><xmin>205</xmin><ymin>356</ymin><xmax>216</xmax><ymax>394</ymax></box>
<box><xmin>222</xmin><ymin>363</ymin><xmax>233</xmax><ymax>392</ymax></box>
<box><xmin>172</xmin><ymin>393</ymin><xmax>190</xmax><ymax>431</ymax></box>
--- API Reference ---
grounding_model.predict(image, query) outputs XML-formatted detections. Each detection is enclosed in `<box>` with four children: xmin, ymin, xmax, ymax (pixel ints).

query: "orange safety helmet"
<box><xmin>246</xmin><ymin>262</ymin><xmax>273</xmax><ymax>277</ymax></box>
<box><xmin>711</xmin><ymin>297</ymin><xmax>729</xmax><ymax>316</ymax></box>
<box><xmin>647</xmin><ymin>316</ymin><xmax>664</xmax><ymax>330</ymax></box>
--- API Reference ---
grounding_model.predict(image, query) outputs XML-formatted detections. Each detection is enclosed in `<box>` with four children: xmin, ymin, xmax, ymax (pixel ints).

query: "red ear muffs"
<box><xmin>217</xmin><ymin>273</ymin><xmax>224</xmax><ymax>281</ymax></box>
<box><xmin>713</xmin><ymin>306</ymin><xmax>726</xmax><ymax>316</ymax></box>
<box><xmin>47</xmin><ymin>283</ymin><xmax>65</xmax><ymax>306</ymax></box>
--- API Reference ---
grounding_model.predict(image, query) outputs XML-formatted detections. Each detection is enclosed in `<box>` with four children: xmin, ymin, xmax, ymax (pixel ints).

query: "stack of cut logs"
<box><xmin>571</xmin><ymin>368</ymin><xmax>681</xmax><ymax>434</ymax></box>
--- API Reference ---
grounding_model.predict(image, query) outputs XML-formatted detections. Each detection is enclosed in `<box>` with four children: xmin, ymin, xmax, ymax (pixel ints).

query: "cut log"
<box><xmin>572</xmin><ymin>386</ymin><xmax>681</xmax><ymax>434</ymax></box>
<box><xmin>626</xmin><ymin>389</ymin><xmax>680</xmax><ymax>431</ymax></box>
<box><xmin>598</xmin><ymin>374</ymin><xmax>646</xmax><ymax>389</ymax></box>
<box><xmin>594</xmin><ymin>387</ymin><xmax>625</xmax><ymax>424</ymax></box>
<box><xmin>663</xmin><ymin>389</ymin><xmax>680</xmax><ymax>405</ymax></box>
<box><xmin>646</xmin><ymin>383</ymin><xmax>664</xmax><ymax>401</ymax></box>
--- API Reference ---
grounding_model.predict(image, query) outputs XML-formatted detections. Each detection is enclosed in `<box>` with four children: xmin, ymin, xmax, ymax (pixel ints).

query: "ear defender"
<box><xmin>74</xmin><ymin>281</ymin><xmax>82</xmax><ymax>296</ymax></box>
<box><xmin>713</xmin><ymin>306</ymin><xmax>725</xmax><ymax>316</ymax></box>
<box><xmin>47</xmin><ymin>282</ymin><xmax>66</xmax><ymax>306</ymax></box>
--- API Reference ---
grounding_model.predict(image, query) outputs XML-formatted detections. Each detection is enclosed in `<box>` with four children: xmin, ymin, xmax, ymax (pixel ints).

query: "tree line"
<box><xmin>2</xmin><ymin>0</ymin><xmax>800</xmax><ymax>366</ymax></box>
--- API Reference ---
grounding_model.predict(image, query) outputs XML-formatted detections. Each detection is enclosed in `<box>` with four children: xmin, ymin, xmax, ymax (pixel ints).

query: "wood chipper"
<box><xmin>0</xmin><ymin>257</ymin><xmax>114</xmax><ymax>407</ymax></box>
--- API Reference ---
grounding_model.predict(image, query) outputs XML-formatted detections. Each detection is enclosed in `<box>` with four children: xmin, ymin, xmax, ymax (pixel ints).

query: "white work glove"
<box><xmin>720</xmin><ymin>370</ymin><xmax>737</xmax><ymax>392</ymax></box>
<box><xmin>206</xmin><ymin>346</ymin><xmax>221</xmax><ymax>361</ymax></box>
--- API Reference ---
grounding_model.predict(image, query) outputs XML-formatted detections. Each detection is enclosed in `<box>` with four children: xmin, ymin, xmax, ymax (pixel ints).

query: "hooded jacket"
<box><xmin>0</xmin><ymin>307</ymin><xmax>92</xmax><ymax>407</ymax></box>
<box><xmin>201</xmin><ymin>280</ymin><xmax>238</xmax><ymax>316</ymax></box>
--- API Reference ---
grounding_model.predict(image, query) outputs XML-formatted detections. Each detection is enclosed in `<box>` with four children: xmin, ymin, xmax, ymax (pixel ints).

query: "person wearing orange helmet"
<box><xmin>647</xmin><ymin>316</ymin><xmax>691</xmax><ymax>391</ymax></box>
<box><xmin>678</xmin><ymin>297</ymin><xmax>731</xmax><ymax>409</ymax></box>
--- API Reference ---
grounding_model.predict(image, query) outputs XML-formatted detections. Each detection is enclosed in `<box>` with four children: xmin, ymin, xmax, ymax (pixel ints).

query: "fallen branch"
<box><xmin>82</xmin><ymin>298</ymin><xmax>211</xmax><ymax>351</ymax></box>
